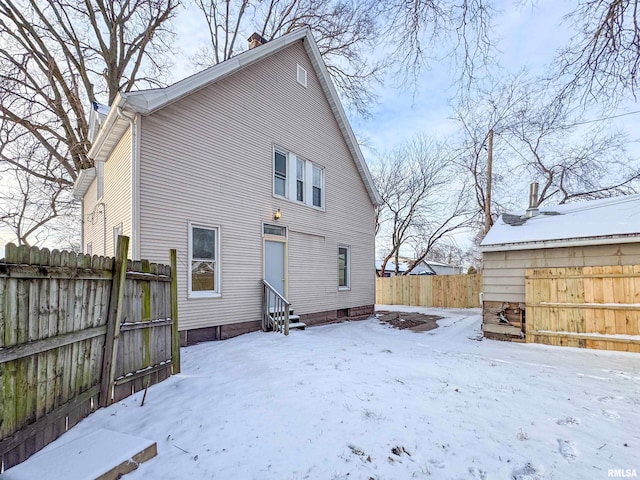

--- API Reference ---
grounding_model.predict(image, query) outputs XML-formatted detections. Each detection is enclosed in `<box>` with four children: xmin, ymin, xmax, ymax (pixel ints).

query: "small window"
<box><xmin>189</xmin><ymin>223</ymin><xmax>220</xmax><ymax>297</ymax></box>
<box><xmin>338</xmin><ymin>246</ymin><xmax>350</xmax><ymax>289</ymax></box>
<box><xmin>274</xmin><ymin>151</ymin><xmax>287</xmax><ymax>197</ymax></box>
<box><xmin>296</xmin><ymin>158</ymin><xmax>304</xmax><ymax>202</ymax></box>
<box><xmin>264</xmin><ymin>224</ymin><xmax>286</xmax><ymax>236</ymax></box>
<box><xmin>297</xmin><ymin>64</ymin><xmax>307</xmax><ymax>87</ymax></box>
<box><xmin>312</xmin><ymin>165</ymin><xmax>323</xmax><ymax>208</ymax></box>
<box><xmin>96</xmin><ymin>161</ymin><xmax>104</xmax><ymax>200</ymax></box>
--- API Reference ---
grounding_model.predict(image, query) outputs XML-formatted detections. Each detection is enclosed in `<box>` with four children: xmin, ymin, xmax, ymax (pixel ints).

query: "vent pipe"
<box><xmin>525</xmin><ymin>182</ymin><xmax>539</xmax><ymax>218</ymax></box>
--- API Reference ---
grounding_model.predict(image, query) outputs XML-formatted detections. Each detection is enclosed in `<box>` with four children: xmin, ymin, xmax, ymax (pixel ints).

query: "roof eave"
<box><xmin>71</xmin><ymin>167</ymin><xmax>96</xmax><ymax>200</ymax></box>
<box><xmin>480</xmin><ymin>233</ymin><xmax>640</xmax><ymax>252</ymax></box>
<box><xmin>301</xmin><ymin>35</ymin><xmax>382</xmax><ymax>206</ymax></box>
<box><xmin>87</xmin><ymin>93</ymin><xmax>129</xmax><ymax>163</ymax></box>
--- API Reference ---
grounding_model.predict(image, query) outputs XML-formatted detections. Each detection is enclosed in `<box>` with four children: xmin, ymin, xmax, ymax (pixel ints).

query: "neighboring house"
<box><xmin>480</xmin><ymin>194</ymin><xmax>640</xmax><ymax>341</ymax></box>
<box><xmin>375</xmin><ymin>260</ymin><xmax>408</xmax><ymax>277</ymax></box>
<box><xmin>73</xmin><ymin>28</ymin><xmax>382</xmax><ymax>345</ymax></box>
<box><xmin>408</xmin><ymin>259</ymin><xmax>463</xmax><ymax>275</ymax></box>
<box><xmin>375</xmin><ymin>258</ymin><xmax>463</xmax><ymax>276</ymax></box>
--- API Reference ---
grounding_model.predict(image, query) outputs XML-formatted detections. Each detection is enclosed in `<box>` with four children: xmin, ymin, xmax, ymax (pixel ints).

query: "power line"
<box><xmin>559</xmin><ymin>110</ymin><xmax>640</xmax><ymax>129</ymax></box>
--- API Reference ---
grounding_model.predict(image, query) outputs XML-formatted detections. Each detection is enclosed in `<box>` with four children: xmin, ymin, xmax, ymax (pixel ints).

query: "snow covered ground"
<box><xmin>8</xmin><ymin>306</ymin><xmax>640</xmax><ymax>479</ymax></box>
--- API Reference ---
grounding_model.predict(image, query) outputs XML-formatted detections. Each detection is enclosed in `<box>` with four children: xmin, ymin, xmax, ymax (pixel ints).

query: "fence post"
<box><xmin>99</xmin><ymin>235</ymin><xmax>129</xmax><ymax>407</ymax></box>
<box><xmin>170</xmin><ymin>249</ymin><xmax>180</xmax><ymax>374</ymax></box>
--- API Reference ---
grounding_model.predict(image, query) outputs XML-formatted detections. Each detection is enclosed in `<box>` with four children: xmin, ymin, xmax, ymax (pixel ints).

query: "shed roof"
<box><xmin>480</xmin><ymin>194</ymin><xmax>640</xmax><ymax>252</ymax></box>
<box><xmin>77</xmin><ymin>27</ymin><xmax>381</xmax><ymax>205</ymax></box>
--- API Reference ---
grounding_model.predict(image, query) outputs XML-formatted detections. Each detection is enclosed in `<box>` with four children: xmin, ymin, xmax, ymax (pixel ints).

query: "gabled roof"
<box><xmin>481</xmin><ymin>194</ymin><xmax>640</xmax><ymax>252</ymax></box>
<box><xmin>82</xmin><ymin>27</ymin><xmax>381</xmax><ymax>205</ymax></box>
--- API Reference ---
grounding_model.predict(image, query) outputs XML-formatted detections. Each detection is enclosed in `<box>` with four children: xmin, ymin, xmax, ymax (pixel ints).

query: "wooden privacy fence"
<box><xmin>0</xmin><ymin>237</ymin><xmax>180</xmax><ymax>471</ymax></box>
<box><xmin>526</xmin><ymin>265</ymin><xmax>640</xmax><ymax>352</ymax></box>
<box><xmin>376</xmin><ymin>274</ymin><xmax>482</xmax><ymax>308</ymax></box>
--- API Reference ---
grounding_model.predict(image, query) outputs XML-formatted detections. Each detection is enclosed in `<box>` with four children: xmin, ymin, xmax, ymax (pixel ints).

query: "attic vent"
<box><xmin>297</xmin><ymin>64</ymin><xmax>307</xmax><ymax>87</ymax></box>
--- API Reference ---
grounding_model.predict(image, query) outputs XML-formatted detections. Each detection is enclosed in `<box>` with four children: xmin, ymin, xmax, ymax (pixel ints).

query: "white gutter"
<box><xmin>88</xmin><ymin>94</ymin><xmax>127</xmax><ymax>160</ymax></box>
<box><xmin>117</xmin><ymin>107</ymin><xmax>140</xmax><ymax>260</ymax></box>
<box><xmin>480</xmin><ymin>233</ymin><xmax>640</xmax><ymax>252</ymax></box>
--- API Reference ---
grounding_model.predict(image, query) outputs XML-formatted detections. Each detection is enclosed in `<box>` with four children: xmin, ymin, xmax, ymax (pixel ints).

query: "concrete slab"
<box><xmin>2</xmin><ymin>429</ymin><xmax>157</xmax><ymax>480</ymax></box>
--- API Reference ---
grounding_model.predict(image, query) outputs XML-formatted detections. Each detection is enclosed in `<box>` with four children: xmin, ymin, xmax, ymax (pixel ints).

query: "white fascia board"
<box><xmin>302</xmin><ymin>35</ymin><xmax>382</xmax><ymax>206</ymax></box>
<box><xmin>87</xmin><ymin>93</ymin><xmax>129</xmax><ymax>162</ymax></box>
<box><xmin>480</xmin><ymin>234</ymin><xmax>640</xmax><ymax>253</ymax></box>
<box><xmin>71</xmin><ymin>167</ymin><xmax>96</xmax><ymax>200</ymax></box>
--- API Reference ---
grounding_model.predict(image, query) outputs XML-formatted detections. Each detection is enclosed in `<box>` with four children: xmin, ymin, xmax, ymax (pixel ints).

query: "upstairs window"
<box><xmin>296</xmin><ymin>158</ymin><xmax>304</xmax><ymax>202</ymax></box>
<box><xmin>312</xmin><ymin>165</ymin><xmax>323</xmax><ymax>208</ymax></box>
<box><xmin>189</xmin><ymin>223</ymin><xmax>220</xmax><ymax>297</ymax></box>
<box><xmin>274</xmin><ymin>151</ymin><xmax>287</xmax><ymax>197</ymax></box>
<box><xmin>273</xmin><ymin>147</ymin><xmax>324</xmax><ymax>210</ymax></box>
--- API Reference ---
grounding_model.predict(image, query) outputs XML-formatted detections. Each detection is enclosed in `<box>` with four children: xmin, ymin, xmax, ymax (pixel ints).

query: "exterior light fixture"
<box><xmin>274</xmin><ymin>208</ymin><xmax>281</xmax><ymax>220</ymax></box>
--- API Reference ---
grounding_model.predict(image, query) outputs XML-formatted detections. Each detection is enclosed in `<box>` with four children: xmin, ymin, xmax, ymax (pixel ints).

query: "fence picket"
<box><xmin>376</xmin><ymin>274</ymin><xmax>482</xmax><ymax>308</ymax></box>
<box><xmin>0</xmin><ymin>239</ymin><xmax>176</xmax><ymax>470</ymax></box>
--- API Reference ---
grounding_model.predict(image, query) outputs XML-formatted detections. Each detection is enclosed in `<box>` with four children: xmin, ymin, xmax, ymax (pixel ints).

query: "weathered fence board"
<box><xmin>376</xmin><ymin>274</ymin><xmax>482</xmax><ymax>308</ymax></box>
<box><xmin>0</xmin><ymin>239</ymin><xmax>179</xmax><ymax>471</ymax></box>
<box><xmin>525</xmin><ymin>265</ymin><xmax>640</xmax><ymax>352</ymax></box>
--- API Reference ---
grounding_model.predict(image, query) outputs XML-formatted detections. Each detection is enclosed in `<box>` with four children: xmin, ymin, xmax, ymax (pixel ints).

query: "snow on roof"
<box><xmin>481</xmin><ymin>194</ymin><xmax>640</xmax><ymax>251</ymax></box>
<box><xmin>375</xmin><ymin>260</ymin><xmax>408</xmax><ymax>272</ymax></box>
<box><xmin>92</xmin><ymin>101</ymin><xmax>110</xmax><ymax>117</ymax></box>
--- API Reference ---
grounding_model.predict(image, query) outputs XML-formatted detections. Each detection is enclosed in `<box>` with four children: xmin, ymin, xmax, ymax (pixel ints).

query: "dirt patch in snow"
<box><xmin>377</xmin><ymin>311</ymin><xmax>442</xmax><ymax>332</ymax></box>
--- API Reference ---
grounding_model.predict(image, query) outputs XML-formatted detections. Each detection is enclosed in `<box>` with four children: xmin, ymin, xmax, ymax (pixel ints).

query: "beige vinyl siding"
<box><xmin>483</xmin><ymin>242</ymin><xmax>640</xmax><ymax>303</ymax></box>
<box><xmin>82</xmin><ymin>128</ymin><xmax>132</xmax><ymax>257</ymax></box>
<box><xmin>138</xmin><ymin>41</ymin><xmax>375</xmax><ymax>331</ymax></box>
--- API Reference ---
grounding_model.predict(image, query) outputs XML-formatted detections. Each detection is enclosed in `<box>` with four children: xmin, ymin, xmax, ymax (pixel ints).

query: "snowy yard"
<box><xmin>11</xmin><ymin>306</ymin><xmax>640</xmax><ymax>479</ymax></box>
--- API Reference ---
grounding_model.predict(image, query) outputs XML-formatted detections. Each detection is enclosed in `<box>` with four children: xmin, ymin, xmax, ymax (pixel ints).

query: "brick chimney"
<box><xmin>248</xmin><ymin>32</ymin><xmax>267</xmax><ymax>49</ymax></box>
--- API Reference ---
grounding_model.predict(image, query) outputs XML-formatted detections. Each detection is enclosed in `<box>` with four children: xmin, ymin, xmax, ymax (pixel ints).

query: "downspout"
<box><xmin>80</xmin><ymin>201</ymin><xmax>84</xmax><ymax>253</ymax></box>
<box><xmin>117</xmin><ymin>107</ymin><xmax>140</xmax><ymax>260</ymax></box>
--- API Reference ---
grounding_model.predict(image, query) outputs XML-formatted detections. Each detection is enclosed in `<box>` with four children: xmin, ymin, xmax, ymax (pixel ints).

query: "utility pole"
<box><xmin>484</xmin><ymin>129</ymin><xmax>494</xmax><ymax>235</ymax></box>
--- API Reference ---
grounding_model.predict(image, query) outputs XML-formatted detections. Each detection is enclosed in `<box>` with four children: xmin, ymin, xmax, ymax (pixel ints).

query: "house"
<box><xmin>375</xmin><ymin>258</ymin><xmax>462</xmax><ymax>276</ymax></box>
<box><xmin>408</xmin><ymin>259</ymin><xmax>463</xmax><ymax>275</ymax></box>
<box><xmin>73</xmin><ymin>28</ymin><xmax>382</xmax><ymax>345</ymax></box>
<box><xmin>480</xmin><ymin>192</ymin><xmax>640</xmax><ymax>342</ymax></box>
<box><xmin>375</xmin><ymin>260</ymin><xmax>408</xmax><ymax>277</ymax></box>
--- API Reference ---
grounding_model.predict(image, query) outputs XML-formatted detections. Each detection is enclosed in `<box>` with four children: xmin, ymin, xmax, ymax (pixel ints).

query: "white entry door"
<box><xmin>264</xmin><ymin>240</ymin><xmax>286</xmax><ymax>297</ymax></box>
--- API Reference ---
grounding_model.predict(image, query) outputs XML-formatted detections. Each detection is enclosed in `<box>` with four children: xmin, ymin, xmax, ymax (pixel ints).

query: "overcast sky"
<box><xmin>171</xmin><ymin>0</ymin><xmax>638</xmax><ymax>200</ymax></box>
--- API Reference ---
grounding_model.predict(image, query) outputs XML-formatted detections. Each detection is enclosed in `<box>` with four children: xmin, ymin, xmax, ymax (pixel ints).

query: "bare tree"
<box><xmin>380</xmin><ymin>0</ymin><xmax>496</xmax><ymax>93</ymax></box>
<box><xmin>555</xmin><ymin>0</ymin><xmax>640</xmax><ymax>105</ymax></box>
<box><xmin>192</xmin><ymin>0</ymin><xmax>499</xmax><ymax>114</ymax></box>
<box><xmin>453</xmin><ymin>73</ymin><xmax>530</xmax><ymax>230</ymax></box>
<box><xmin>507</xmin><ymin>89</ymin><xmax>640</xmax><ymax>206</ymax></box>
<box><xmin>455</xmin><ymin>73</ymin><xmax>639</xmax><ymax>235</ymax></box>
<box><xmin>0</xmin><ymin>0</ymin><xmax>179</xmax><ymax>246</ymax></box>
<box><xmin>373</xmin><ymin>136</ymin><xmax>473</xmax><ymax>276</ymax></box>
<box><xmin>193</xmin><ymin>0</ymin><xmax>382</xmax><ymax>115</ymax></box>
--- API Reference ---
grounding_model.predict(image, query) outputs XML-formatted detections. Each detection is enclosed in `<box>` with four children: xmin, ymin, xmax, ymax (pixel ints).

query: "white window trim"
<box><xmin>273</xmin><ymin>148</ymin><xmax>288</xmax><ymax>199</ymax></box>
<box><xmin>273</xmin><ymin>145</ymin><xmax>325</xmax><ymax>211</ymax></box>
<box><xmin>311</xmin><ymin>164</ymin><xmax>325</xmax><ymax>209</ymax></box>
<box><xmin>297</xmin><ymin>64</ymin><xmax>307</xmax><ymax>87</ymax></box>
<box><xmin>338</xmin><ymin>245</ymin><xmax>351</xmax><ymax>291</ymax></box>
<box><xmin>188</xmin><ymin>221</ymin><xmax>221</xmax><ymax>299</ymax></box>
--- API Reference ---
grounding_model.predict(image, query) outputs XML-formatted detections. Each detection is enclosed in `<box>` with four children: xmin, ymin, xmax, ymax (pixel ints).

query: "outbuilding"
<box><xmin>480</xmin><ymin>193</ymin><xmax>640</xmax><ymax>349</ymax></box>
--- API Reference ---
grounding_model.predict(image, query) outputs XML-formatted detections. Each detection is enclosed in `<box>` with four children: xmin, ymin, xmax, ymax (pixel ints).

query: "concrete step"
<box><xmin>289</xmin><ymin>321</ymin><xmax>306</xmax><ymax>330</ymax></box>
<box><xmin>2</xmin><ymin>429</ymin><xmax>156</xmax><ymax>480</ymax></box>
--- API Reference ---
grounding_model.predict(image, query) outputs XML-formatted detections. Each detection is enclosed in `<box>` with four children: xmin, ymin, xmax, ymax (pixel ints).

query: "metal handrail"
<box><xmin>262</xmin><ymin>280</ymin><xmax>290</xmax><ymax>335</ymax></box>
